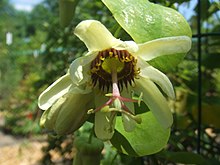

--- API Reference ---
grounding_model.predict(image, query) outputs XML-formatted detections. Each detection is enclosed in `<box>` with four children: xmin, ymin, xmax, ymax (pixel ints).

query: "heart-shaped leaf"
<box><xmin>111</xmin><ymin>112</ymin><xmax>170</xmax><ymax>156</ymax></box>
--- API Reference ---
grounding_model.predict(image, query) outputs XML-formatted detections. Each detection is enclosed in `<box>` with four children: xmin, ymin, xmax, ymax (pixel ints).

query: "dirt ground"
<box><xmin>0</xmin><ymin>135</ymin><xmax>47</xmax><ymax>165</ymax></box>
<box><xmin>0</xmin><ymin>110</ymin><xmax>75</xmax><ymax>165</ymax></box>
<box><xmin>0</xmin><ymin>111</ymin><xmax>47</xmax><ymax>165</ymax></box>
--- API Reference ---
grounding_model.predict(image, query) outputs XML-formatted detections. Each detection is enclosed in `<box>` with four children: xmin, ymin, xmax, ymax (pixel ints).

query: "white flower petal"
<box><xmin>138</xmin><ymin>58</ymin><xmax>175</xmax><ymax>99</ymax></box>
<box><xmin>38</xmin><ymin>73</ymin><xmax>72</xmax><ymax>110</ymax></box>
<box><xmin>136</xmin><ymin>36</ymin><xmax>191</xmax><ymax>61</ymax></box>
<box><xmin>70</xmin><ymin>52</ymin><xmax>97</xmax><ymax>85</ymax></box>
<box><xmin>74</xmin><ymin>20</ymin><xmax>123</xmax><ymax>51</ymax></box>
<box><xmin>134</xmin><ymin>78</ymin><xmax>173</xmax><ymax>129</ymax></box>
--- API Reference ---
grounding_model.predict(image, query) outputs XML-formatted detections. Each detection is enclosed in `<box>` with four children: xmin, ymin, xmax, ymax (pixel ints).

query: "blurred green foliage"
<box><xmin>0</xmin><ymin>0</ymin><xmax>220</xmax><ymax>164</ymax></box>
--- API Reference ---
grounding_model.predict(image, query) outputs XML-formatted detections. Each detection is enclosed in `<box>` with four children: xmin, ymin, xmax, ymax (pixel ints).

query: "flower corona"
<box><xmin>90</xmin><ymin>48</ymin><xmax>140</xmax><ymax>91</ymax></box>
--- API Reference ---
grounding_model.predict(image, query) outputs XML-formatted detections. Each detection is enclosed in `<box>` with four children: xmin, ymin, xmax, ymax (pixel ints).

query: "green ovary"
<box><xmin>102</xmin><ymin>57</ymin><xmax>124</xmax><ymax>74</ymax></box>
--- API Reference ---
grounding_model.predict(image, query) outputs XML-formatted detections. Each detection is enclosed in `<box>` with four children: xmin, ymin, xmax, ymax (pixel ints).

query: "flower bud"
<box><xmin>40</xmin><ymin>97</ymin><xmax>66</xmax><ymax>129</ymax></box>
<box><xmin>40</xmin><ymin>92</ymin><xmax>94</xmax><ymax>135</ymax></box>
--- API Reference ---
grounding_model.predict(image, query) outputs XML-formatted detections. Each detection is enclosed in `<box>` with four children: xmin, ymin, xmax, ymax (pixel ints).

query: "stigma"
<box><xmin>90</xmin><ymin>48</ymin><xmax>140</xmax><ymax>91</ymax></box>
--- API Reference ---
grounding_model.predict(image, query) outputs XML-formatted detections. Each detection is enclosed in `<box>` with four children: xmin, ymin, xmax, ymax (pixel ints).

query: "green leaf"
<box><xmin>148</xmin><ymin>53</ymin><xmax>185</xmax><ymax>72</ymax></box>
<box><xmin>102</xmin><ymin>0</ymin><xmax>192</xmax><ymax>71</ymax></box>
<box><xmin>158</xmin><ymin>151</ymin><xmax>212</xmax><ymax>165</ymax></box>
<box><xmin>102</xmin><ymin>0</ymin><xmax>191</xmax><ymax>43</ymax></box>
<box><xmin>111</xmin><ymin>112</ymin><xmax>170</xmax><ymax>156</ymax></box>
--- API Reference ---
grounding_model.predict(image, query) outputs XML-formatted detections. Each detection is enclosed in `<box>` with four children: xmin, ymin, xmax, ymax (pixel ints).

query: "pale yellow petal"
<box><xmin>134</xmin><ymin>78</ymin><xmax>173</xmax><ymax>129</ymax></box>
<box><xmin>70</xmin><ymin>52</ymin><xmax>97</xmax><ymax>86</ymax></box>
<box><xmin>74</xmin><ymin>20</ymin><xmax>123</xmax><ymax>51</ymax></box>
<box><xmin>136</xmin><ymin>36</ymin><xmax>191</xmax><ymax>61</ymax></box>
<box><xmin>138</xmin><ymin>58</ymin><xmax>175</xmax><ymax>99</ymax></box>
<box><xmin>38</xmin><ymin>73</ymin><xmax>72</xmax><ymax>110</ymax></box>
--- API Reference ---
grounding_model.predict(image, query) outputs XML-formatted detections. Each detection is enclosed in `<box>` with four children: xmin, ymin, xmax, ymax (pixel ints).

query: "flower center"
<box><xmin>88</xmin><ymin>48</ymin><xmax>143</xmax><ymax>128</ymax></box>
<box><xmin>90</xmin><ymin>48</ymin><xmax>140</xmax><ymax>91</ymax></box>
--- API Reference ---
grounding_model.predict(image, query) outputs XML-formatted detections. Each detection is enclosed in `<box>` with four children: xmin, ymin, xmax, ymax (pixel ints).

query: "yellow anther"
<box><xmin>96</xmin><ymin>61</ymin><xmax>101</xmax><ymax>66</ymax></box>
<box><xmin>109</xmin><ymin>52</ymin><xmax>113</xmax><ymax>57</ymax></box>
<box><xmin>100</xmin><ymin>56</ymin><xmax>105</xmax><ymax>61</ymax></box>
<box><xmin>105</xmin><ymin>93</ymin><xmax>113</xmax><ymax>97</ymax></box>
<box><xmin>91</xmin><ymin>67</ymin><xmax>99</xmax><ymax>73</ymax></box>
<box><xmin>87</xmin><ymin>109</ymin><xmax>95</xmax><ymax>114</ymax></box>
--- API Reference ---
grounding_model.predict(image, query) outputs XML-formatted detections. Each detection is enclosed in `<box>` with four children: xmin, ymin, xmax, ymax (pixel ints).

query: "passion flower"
<box><xmin>38</xmin><ymin>20</ymin><xmax>191</xmax><ymax>140</ymax></box>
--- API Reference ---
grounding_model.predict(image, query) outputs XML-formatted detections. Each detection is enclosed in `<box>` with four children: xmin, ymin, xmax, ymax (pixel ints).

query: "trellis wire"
<box><xmin>196</xmin><ymin>0</ymin><xmax>202</xmax><ymax>154</ymax></box>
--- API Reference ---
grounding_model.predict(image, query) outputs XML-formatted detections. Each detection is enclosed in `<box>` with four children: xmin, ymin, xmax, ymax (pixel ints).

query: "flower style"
<box><xmin>38</xmin><ymin>20</ymin><xmax>191</xmax><ymax>140</ymax></box>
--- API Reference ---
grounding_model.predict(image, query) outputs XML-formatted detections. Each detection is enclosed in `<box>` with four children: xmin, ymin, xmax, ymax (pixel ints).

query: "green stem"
<box><xmin>88</xmin><ymin>127</ymin><xmax>94</xmax><ymax>144</ymax></box>
<box><xmin>110</xmin><ymin>152</ymin><xmax>118</xmax><ymax>165</ymax></box>
<box><xmin>73</xmin><ymin>136</ymin><xmax>104</xmax><ymax>165</ymax></box>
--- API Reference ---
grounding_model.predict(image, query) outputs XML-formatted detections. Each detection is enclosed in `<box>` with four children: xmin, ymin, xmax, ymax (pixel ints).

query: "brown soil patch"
<box><xmin>0</xmin><ymin>139</ymin><xmax>47</xmax><ymax>165</ymax></box>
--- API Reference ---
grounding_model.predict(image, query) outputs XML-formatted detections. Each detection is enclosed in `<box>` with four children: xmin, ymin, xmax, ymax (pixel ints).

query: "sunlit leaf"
<box><xmin>102</xmin><ymin>0</ymin><xmax>191</xmax><ymax>42</ymax></box>
<box><xmin>102</xmin><ymin>0</ymin><xmax>192</xmax><ymax>71</ymax></box>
